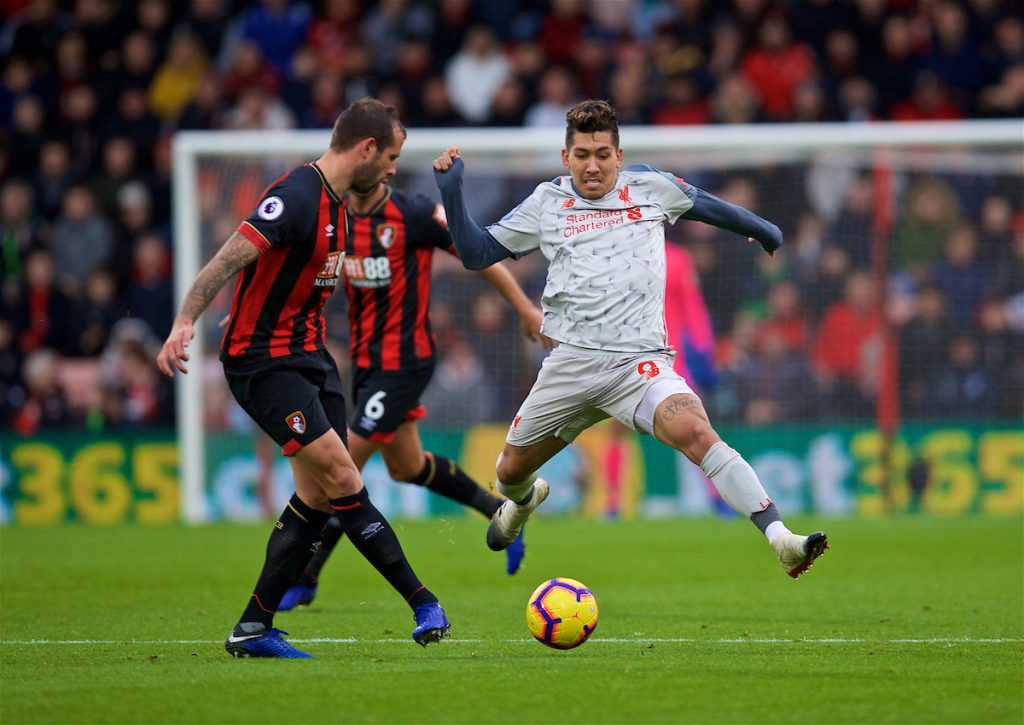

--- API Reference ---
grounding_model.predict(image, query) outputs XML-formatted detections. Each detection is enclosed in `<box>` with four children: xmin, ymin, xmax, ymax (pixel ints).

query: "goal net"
<box><xmin>172</xmin><ymin>121</ymin><xmax>1023</xmax><ymax>523</ymax></box>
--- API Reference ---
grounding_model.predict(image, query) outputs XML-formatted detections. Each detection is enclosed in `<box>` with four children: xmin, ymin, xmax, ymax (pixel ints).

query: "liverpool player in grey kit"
<box><xmin>432</xmin><ymin>100</ymin><xmax>828</xmax><ymax>579</ymax></box>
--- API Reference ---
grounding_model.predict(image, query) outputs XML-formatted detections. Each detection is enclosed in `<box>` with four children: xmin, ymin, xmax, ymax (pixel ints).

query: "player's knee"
<box><xmin>681</xmin><ymin>421</ymin><xmax>720</xmax><ymax>461</ymax></box>
<box><xmin>386</xmin><ymin>460</ymin><xmax>421</xmax><ymax>483</ymax></box>
<box><xmin>319</xmin><ymin>459</ymin><xmax>362</xmax><ymax>496</ymax></box>
<box><xmin>692</xmin><ymin>421</ymin><xmax>720</xmax><ymax>451</ymax></box>
<box><xmin>662</xmin><ymin>416</ymin><xmax>718</xmax><ymax>458</ymax></box>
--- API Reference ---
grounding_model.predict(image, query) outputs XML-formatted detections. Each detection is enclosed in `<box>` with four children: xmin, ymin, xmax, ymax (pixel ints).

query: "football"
<box><xmin>526</xmin><ymin>578</ymin><xmax>599</xmax><ymax>649</ymax></box>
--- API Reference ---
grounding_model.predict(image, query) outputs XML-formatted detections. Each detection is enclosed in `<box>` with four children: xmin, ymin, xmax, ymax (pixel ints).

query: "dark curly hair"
<box><xmin>565</xmin><ymin>99</ymin><xmax>620</xmax><ymax>149</ymax></box>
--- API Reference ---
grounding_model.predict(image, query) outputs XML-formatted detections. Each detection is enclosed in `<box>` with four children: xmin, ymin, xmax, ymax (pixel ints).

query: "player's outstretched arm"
<box><xmin>477</xmin><ymin>262</ymin><xmax>555</xmax><ymax>348</ymax></box>
<box><xmin>433</xmin><ymin>148</ymin><xmax>513</xmax><ymax>270</ymax></box>
<box><xmin>157</xmin><ymin>232</ymin><xmax>260</xmax><ymax>377</ymax></box>
<box><xmin>682</xmin><ymin>187</ymin><xmax>783</xmax><ymax>256</ymax></box>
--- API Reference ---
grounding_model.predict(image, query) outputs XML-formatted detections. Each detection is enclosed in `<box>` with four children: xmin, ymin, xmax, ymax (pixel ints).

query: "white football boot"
<box><xmin>772</xmin><ymin>531</ymin><xmax>828</xmax><ymax>579</ymax></box>
<box><xmin>486</xmin><ymin>479</ymin><xmax>550</xmax><ymax>551</ymax></box>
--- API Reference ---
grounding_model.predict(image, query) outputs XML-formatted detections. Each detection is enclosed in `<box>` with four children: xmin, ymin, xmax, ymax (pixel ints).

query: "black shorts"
<box><xmin>224</xmin><ymin>350</ymin><xmax>348</xmax><ymax>455</ymax></box>
<box><xmin>348</xmin><ymin>363</ymin><xmax>434</xmax><ymax>443</ymax></box>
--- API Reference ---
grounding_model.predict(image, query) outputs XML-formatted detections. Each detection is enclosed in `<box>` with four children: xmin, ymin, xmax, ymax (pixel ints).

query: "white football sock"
<box><xmin>699</xmin><ymin>442</ymin><xmax>773</xmax><ymax>516</ymax></box>
<box><xmin>497</xmin><ymin>471</ymin><xmax>537</xmax><ymax>505</ymax></box>
<box><xmin>764</xmin><ymin>520</ymin><xmax>792</xmax><ymax>545</ymax></box>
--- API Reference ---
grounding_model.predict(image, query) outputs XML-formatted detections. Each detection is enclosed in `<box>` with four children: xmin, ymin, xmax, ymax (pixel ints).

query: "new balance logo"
<box><xmin>637</xmin><ymin>360</ymin><xmax>660</xmax><ymax>380</ymax></box>
<box><xmin>361</xmin><ymin>522</ymin><xmax>384</xmax><ymax>539</ymax></box>
<box><xmin>562</xmin><ymin>198</ymin><xmax>576</xmax><ymax>209</ymax></box>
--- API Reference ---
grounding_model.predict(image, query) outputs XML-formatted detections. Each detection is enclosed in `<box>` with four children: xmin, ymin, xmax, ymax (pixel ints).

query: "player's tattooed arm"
<box><xmin>157</xmin><ymin>232</ymin><xmax>260</xmax><ymax>376</ymax></box>
<box><xmin>177</xmin><ymin>232</ymin><xmax>260</xmax><ymax>323</ymax></box>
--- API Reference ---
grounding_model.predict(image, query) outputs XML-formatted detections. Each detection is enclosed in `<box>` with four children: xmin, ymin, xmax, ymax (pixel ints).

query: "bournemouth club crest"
<box><xmin>285</xmin><ymin>411</ymin><xmax>306</xmax><ymax>435</ymax></box>
<box><xmin>376</xmin><ymin>223</ymin><xmax>396</xmax><ymax>249</ymax></box>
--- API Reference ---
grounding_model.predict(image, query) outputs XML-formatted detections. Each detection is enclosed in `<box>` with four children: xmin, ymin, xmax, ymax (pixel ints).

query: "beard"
<box><xmin>350</xmin><ymin>159</ymin><xmax>382</xmax><ymax>194</ymax></box>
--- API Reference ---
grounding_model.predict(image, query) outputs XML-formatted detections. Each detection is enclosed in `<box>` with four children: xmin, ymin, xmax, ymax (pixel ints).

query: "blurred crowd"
<box><xmin>681</xmin><ymin>172</ymin><xmax>1024</xmax><ymax>425</ymax></box>
<box><xmin>1</xmin><ymin>0</ymin><xmax>1022</xmax><ymax>435</ymax></box>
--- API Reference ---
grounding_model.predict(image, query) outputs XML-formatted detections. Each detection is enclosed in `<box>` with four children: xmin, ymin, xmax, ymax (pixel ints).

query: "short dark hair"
<box><xmin>330</xmin><ymin>98</ymin><xmax>406</xmax><ymax>152</ymax></box>
<box><xmin>565</xmin><ymin>99</ymin><xmax>619</xmax><ymax>149</ymax></box>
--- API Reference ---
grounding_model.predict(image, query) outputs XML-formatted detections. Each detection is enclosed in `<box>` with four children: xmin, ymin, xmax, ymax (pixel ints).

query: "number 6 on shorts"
<box><xmin>365</xmin><ymin>390</ymin><xmax>387</xmax><ymax>420</ymax></box>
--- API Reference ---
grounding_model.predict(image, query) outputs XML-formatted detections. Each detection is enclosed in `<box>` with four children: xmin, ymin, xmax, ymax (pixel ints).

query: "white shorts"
<box><xmin>505</xmin><ymin>344</ymin><xmax>697</xmax><ymax>446</ymax></box>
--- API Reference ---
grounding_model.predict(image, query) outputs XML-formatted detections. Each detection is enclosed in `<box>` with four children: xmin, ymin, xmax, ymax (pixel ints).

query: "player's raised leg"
<box><xmin>487</xmin><ymin>436</ymin><xmax>566</xmax><ymax>551</ymax></box>
<box><xmin>650</xmin><ymin>392</ymin><xmax>827</xmax><ymax>578</ymax></box>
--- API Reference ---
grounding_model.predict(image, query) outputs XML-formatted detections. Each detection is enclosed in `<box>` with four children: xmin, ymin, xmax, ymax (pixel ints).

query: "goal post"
<box><xmin>172</xmin><ymin>120</ymin><xmax>1023</xmax><ymax>524</ymax></box>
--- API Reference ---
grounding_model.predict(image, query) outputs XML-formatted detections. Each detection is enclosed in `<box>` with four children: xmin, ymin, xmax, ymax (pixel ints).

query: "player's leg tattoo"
<box><xmin>658</xmin><ymin>395</ymin><xmax>703</xmax><ymax>421</ymax></box>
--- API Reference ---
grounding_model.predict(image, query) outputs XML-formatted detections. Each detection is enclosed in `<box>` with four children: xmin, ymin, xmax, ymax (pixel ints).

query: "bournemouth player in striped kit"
<box><xmin>278</xmin><ymin>179</ymin><xmax>549</xmax><ymax>611</ymax></box>
<box><xmin>157</xmin><ymin>99</ymin><xmax>451</xmax><ymax>657</ymax></box>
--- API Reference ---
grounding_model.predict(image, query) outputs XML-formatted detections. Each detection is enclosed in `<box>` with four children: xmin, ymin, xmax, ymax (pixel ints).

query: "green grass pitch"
<box><xmin>2</xmin><ymin>515</ymin><xmax>1022</xmax><ymax>724</ymax></box>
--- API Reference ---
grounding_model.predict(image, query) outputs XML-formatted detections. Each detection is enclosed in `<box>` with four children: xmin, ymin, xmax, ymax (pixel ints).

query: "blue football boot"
<box><xmin>505</xmin><ymin>527</ymin><xmax>526</xmax><ymax>575</ymax></box>
<box><xmin>225</xmin><ymin>624</ymin><xmax>313</xmax><ymax>658</ymax></box>
<box><xmin>411</xmin><ymin>602</ymin><xmax>451</xmax><ymax>647</ymax></box>
<box><xmin>277</xmin><ymin>582</ymin><xmax>318</xmax><ymax>611</ymax></box>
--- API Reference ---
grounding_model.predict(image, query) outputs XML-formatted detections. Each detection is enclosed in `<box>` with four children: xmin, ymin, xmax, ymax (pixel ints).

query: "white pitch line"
<box><xmin>2</xmin><ymin>637</ymin><xmax>1021</xmax><ymax>646</ymax></box>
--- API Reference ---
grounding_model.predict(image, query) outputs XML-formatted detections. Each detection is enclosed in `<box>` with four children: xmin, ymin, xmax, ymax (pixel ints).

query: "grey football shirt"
<box><xmin>487</xmin><ymin>165</ymin><xmax>694</xmax><ymax>351</ymax></box>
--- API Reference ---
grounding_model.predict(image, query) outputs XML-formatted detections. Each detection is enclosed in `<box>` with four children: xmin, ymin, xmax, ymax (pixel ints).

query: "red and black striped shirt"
<box><xmin>343</xmin><ymin>186</ymin><xmax>453</xmax><ymax>371</ymax></box>
<box><xmin>221</xmin><ymin>162</ymin><xmax>345</xmax><ymax>363</ymax></box>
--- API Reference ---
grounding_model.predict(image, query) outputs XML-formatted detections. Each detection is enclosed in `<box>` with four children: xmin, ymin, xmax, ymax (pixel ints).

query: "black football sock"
<box><xmin>237</xmin><ymin>494</ymin><xmax>330</xmax><ymax>629</ymax></box>
<box><xmin>409</xmin><ymin>452</ymin><xmax>503</xmax><ymax>517</ymax></box>
<box><xmin>299</xmin><ymin>514</ymin><xmax>345</xmax><ymax>586</ymax></box>
<box><xmin>750</xmin><ymin>502</ymin><xmax>782</xmax><ymax>534</ymax></box>
<box><xmin>330</xmin><ymin>488</ymin><xmax>437</xmax><ymax>609</ymax></box>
